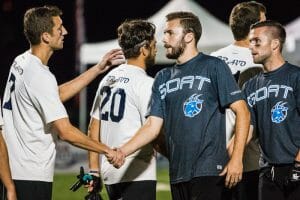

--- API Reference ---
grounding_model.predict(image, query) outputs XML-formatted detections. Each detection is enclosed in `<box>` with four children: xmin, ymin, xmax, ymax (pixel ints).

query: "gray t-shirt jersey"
<box><xmin>150</xmin><ymin>53</ymin><xmax>243</xmax><ymax>184</ymax></box>
<box><xmin>243</xmin><ymin>62</ymin><xmax>300</xmax><ymax>166</ymax></box>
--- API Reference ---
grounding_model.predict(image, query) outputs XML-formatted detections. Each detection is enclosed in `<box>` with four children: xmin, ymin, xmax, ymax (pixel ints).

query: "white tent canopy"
<box><xmin>285</xmin><ymin>17</ymin><xmax>300</xmax><ymax>52</ymax></box>
<box><xmin>80</xmin><ymin>0</ymin><xmax>233</xmax><ymax>65</ymax></box>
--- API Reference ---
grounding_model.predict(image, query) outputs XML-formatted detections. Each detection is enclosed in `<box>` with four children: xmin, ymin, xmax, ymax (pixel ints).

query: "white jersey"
<box><xmin>90</xmin><ymin>64</ymin><xmax>156</xmax><ymax>185</ymax></box>
<box><xmin>211</xmin><ymin>44</ymin><xmax>261</xmax><ymax>76</ymax></box>
<box><xmin>211</xmin><ymin>44</ymin><xmax>261</xmax><ymax>172</ymax></box>
<box><xmin>2</xmin><ymin>51</ymin><xmax>68</xmax><ymax>182</ymax></box>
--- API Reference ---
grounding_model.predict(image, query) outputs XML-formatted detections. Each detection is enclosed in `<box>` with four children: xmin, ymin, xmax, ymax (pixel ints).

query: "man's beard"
<box><xmin>165</xmin><ymin>37</ymin><xmax>186</xmax><ymax>59</ymax></box>
<box><xmin>145</xmin><ymin>52</ymin><xmax>155</xmax><ymax>68</ymax></box>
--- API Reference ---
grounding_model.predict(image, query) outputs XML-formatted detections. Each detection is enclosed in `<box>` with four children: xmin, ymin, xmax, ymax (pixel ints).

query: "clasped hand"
<box><xmin>105</xmin><ymin>148</ymin><xmax>126</xmax><ymax>168</ymax></box>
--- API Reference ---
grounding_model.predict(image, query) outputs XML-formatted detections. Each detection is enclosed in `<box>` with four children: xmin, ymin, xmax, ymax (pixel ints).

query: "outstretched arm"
<box><xmin>59</xmin><ymin>49</ymin><xmax>125</xmax><ymax>102</ymax></box>
<box><xmin>52</xmin><ymin>118</ymin><xmax>116</xmax><ymax>160</ymax></box>
<box><xmin>111</xmin><ymin>116</ymin><xmax>163</xmax><ymax>168</ymax></box>
<box><xmin>0</xmin><ymin>130</ymin><xmax>17</xmax><ymax>200</ymax></box>
<box><xmin>220</xmin><ymin>100</ymin><xmax>250</xmax><ymax>188</ymax></box>
<box><xmin>152</xmin><ymin>127</ymin><xmax>168</xmax><ymax>158</ymax></box>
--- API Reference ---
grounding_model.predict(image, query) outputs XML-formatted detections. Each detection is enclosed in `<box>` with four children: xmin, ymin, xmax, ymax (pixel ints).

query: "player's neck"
<box><xmin>263</xmin><ymin>53</ymin><xmax>285</xmax><ymax>72</ymax></box>
<box><xmin>176</xmin><ymin>45</ymin><xmax>199</xmax><ymax>64</ymax></box>
<box><xmin>127</xmin><ymin>59</ymin><xmax>146</xmax><ymax>71</ymax></box>
<box><xmin>31</xmin><ymin>45</ymin><xmax>53</xmax><ymax>66</ymax></box>
<box><xmin>233</xmin><ymin>39</ymin><xmax>249</xmax><ymax>48</ymax></box>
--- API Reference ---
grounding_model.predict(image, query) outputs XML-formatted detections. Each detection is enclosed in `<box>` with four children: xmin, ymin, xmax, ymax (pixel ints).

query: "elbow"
<box><xmin>52</xmin><ymin>118</ymin><xmax>73</xmax><ymax>142</ymax></box>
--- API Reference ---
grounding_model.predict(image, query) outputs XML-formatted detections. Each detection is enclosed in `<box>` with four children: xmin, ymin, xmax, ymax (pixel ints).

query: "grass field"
<box><xmin>53</xmin><ymin>168</ymin><xmax>171</xmax><ymax>200</ymax></box>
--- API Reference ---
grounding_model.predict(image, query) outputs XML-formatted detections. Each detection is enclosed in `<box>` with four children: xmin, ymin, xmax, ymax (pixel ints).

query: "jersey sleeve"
<box><xmin>90</xmin><ymin>83</ymin><xmax>101</xmax><ymax>120</ymax></box>
<box><xmin>148</xmin><ymin>71</ymin><xmax>165</xmax><ymax>119</ymax></box>
<box><xmin>29</xmin><ymin>73</ymin><xmax>68</xmax><ymax>124</ymax></box>
<box><xmin>213</xmin><ymin>59</ymin><xmax>243</xmax><ymax>107</ymax></box>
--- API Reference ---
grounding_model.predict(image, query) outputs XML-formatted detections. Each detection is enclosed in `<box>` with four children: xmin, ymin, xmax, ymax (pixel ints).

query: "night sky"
<box><xmin>0</xmin><ymin>0</ymin><xmax>299</xmax><ymax>125</ymax></box>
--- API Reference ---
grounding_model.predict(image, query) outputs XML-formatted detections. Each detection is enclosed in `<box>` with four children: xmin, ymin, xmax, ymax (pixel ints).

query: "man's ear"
<box><xmin>140</xmin><ymin>46</ymin><xmax>148</xmax><ymax>57</ymax></box>
<box><xmin>184</xmin><ymin>32</ymin><xmax>194</xmax><ymax>43</ymax></box>
<box><xmin>41</xmin><ymin>32</ymin><xmax>50</xmax><ymax>44</ymax></box>
<box><xmin>271</xmin><ymin>39</ymin><xmax>280</xmax><ymax>51</ymax></box>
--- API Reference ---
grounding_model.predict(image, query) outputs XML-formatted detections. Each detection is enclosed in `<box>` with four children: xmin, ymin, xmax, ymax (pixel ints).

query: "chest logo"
<box><xmin>271</xmin><ymin>101</ymin><xmax>288</xmax><ymax>123</ymax></box>
<box><xmin>183</xmin><ymin>94</ymin><xmax>204</xmax><ymax>118</ymax></box>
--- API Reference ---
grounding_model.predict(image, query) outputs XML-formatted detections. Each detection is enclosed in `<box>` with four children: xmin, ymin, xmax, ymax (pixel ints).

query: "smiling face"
<box><xmin>47</xmin><ymin>16</ymin><xmax>68</xmax><ymax>50</ymax></box>
<box><xmin>163</xmin><ymin>19</ymin><xmax>187</xmax><ymax>59</ymax></box>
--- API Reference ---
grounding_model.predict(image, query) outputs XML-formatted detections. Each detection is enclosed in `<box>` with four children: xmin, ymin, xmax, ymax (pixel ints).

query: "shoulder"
<box><xmin>200</xmin><ymin>53</ymin><xmax>228</xmax><ymax>70</ymax></box>
<box><xmin>210</xmin><ymin>45</ymin><xmax>231</xmax><ymax>57</ymax></box>
<box><xmin>243</xmin><ymin>73</ymin><xmax>262</xmax><ymax>89</ymax></box>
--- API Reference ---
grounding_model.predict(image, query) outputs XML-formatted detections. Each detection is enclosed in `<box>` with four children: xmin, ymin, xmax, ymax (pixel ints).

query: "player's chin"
<box><xmin>53</xmin><ymin>45</ymin><xmax>64</xmax><ymax>50</ymax></box>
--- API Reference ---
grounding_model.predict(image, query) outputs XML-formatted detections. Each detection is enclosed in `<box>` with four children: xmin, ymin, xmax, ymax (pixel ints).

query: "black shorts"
<box><xmin>259</xmin><ymin>166</ymin><xmax>300</xmax><ymax>200</ymax></box>
<box><xmin>0</xmin><ymin>181</ymin><xmax>6</xmax><ymax>200</ymax></box>
<box><xmin>171</xmin><ymin>176</ymin><xmax>224</xmax><ymax>200</ymax></box>
<box><xmin>105</xmin><ymin>180</ymin><xmax>156</xmax><ymax>200</ymax></box>
<box><xmin>14</xmin><ymin>180</ymin><xmax>52</xmax><ymax>200</ymax></box>
<box><xmin>222</xmin><ymin>170</ymin><xmax>259</xmax><ymax>200</ymax></box>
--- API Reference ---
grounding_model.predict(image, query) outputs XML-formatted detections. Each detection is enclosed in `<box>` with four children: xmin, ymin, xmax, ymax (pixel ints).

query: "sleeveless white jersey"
<box><xmin>211</xmin><ymin>44</ymin><xmax>261</xmax><ymax>172</ymax></box>
<box><xmin>2</xmin><ymin>51</ymin><xmax>68</xmax><ymax>182</ymax></box>
<box><xmin>90</xmin><ymin>64</ymin><xmax>156</xmax><ymax>184</ymax></box>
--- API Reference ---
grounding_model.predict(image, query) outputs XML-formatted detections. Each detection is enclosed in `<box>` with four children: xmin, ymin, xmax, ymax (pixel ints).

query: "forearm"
<box><xmin>59</xmin><ymin>65</ymin><xmax>100</xmax><ymax>102</ymax></box>
<box><xmin>64</xmin><ymin>126</ymin><xmax>110</xmax><ymax>154</ymax></box>
<box><xmin>0</xmin><ymin>134</ymin><xmax>15</xmax><ymax>191</ymax></box>
<box><xmin>53</xmin><ymin>118</ymin><xmax>110</xmax><ymax>154</ymax></box>
<box><xmin>152</xmin><ymin>129</ymin><xmax>168</xmax><ymax>158</ymax></box>
<box><xmin>227</xmin><ymin>125</ymin><xmax>253</xmax><ymax>157</ymax></box>
<box><xmin>121</xmin><ymin>116</ymin><xmax>163</xmax><ymax>156</ymax></box>
<box><xmin>231</xmin><ymin>102</ymin><xmax>250</xmax><ymax>161</ymax></box>
<box><xmin>88</xmin><ymin>118</ymin><xmax>101</xmax><ymax>170</ymax></box>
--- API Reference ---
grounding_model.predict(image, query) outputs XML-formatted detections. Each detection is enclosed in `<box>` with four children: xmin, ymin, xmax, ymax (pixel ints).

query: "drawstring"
<box><xmin>271</xmin><ymin>166</ymin><xmax>275</xmax><ymax>181</ymax></box>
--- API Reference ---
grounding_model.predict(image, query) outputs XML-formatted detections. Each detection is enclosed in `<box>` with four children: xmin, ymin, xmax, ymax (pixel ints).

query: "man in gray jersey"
<box><xmin>111</xmin><ymin>11</ymin><xmax>250</xmax><ymax>200</ymax></box>
<box><xmin>211</xmin><ymin>2</ymin><xmax>266</xmax><ymax>200</ymax></box>
<box><xmin>243</xmin><ymin>20</ymin><xmax>300</xmax><ymax>200</ymax></box>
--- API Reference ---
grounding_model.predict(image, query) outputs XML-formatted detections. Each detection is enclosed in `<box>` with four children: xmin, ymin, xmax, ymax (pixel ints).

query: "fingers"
<box><xmin>225</xmin><ymin>173</ymin><xmax>242</xmax><ymax>188</ymax></box>
<box><xmin>219</xmin><ymin>164</ymin><xmax>243</xmax><ymax>189</ymax></box>
<box><xmin>105</xmin><ymin>148</ymin><xmax>125</xmax><ymax>168</ymax></box>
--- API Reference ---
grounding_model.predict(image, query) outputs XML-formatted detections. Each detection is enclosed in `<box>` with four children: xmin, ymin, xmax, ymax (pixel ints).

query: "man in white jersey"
<box><xmin>211</xmin><ymin>2</ymin><xmax>266</xmax><ymax>200</ymax></box>
<box><xmin>2</xmin><ymin>6</ymin><xmax>124</xmax><ymax>200</ymax></box>
<box><xmin>88</xmin><ymin>19</ymin><xmax>157</xmax><ymax>200</ymax></box>
<box><xmin>0</xmin><ymin>100</ymin><xmax>16</xmax><ymax>200</ymax></box>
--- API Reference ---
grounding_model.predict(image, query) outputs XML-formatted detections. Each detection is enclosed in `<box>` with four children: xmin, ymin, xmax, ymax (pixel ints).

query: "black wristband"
<box><xmin>89</xmin><ymin>170</ymin><xmax>100</xmax><ymax>173</ymax></box>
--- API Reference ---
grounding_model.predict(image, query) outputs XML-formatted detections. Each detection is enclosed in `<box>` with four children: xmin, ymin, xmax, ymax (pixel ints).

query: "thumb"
<box><xmin>219</xmin><ymin>166</ymin><xmax>228</xmax><ymax>176</ymax></box>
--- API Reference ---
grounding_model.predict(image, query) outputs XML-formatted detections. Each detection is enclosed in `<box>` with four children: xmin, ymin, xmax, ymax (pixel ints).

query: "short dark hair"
<box><xmin>230</xmin><ymin>1</ymin><xmax>266</xmax><ymax>41</ymax></box>
<box><xmin>117</xmin><ymin>19</ymin><xmax>156</xmax><ymax>58</ymax></box>
<box><xmin>24</xmin><ymin>5</ymin><xmax>62</xmax><ymax>45</ymax></box>
<box><xmin>166</xmin><ymin>11</ymin><xmax>202</xmax><ymax>45</ymax></box>
<box><xmin>251</xmin><ymin>20</ymin><xmax>286</xmax><ymax>52</ymax></box>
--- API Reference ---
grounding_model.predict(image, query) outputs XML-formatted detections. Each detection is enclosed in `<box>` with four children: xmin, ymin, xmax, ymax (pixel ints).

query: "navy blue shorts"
<box><xmin>14</xmin><ymin>180</ymin><xmax>52</xmax><ymax>200</ymax></box>
<box><xmin>171</xmin><ymin>176</ymin><xmax>225</xmax><ymax>200</ymax></box>
<box><xmin>105</xmin><ymin>180</ymin><xmax>156</xmax><ymax>200</ymax></box>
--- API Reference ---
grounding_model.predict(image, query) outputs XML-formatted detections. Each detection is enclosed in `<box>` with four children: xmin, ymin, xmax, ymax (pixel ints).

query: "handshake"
<box><xmin>105</xmin><ymin>148</ymin><xmax>126</xmax><ymax>169</ymax></box>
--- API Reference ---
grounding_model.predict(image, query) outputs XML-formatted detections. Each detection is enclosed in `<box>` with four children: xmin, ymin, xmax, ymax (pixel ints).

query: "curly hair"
<box><xmin>117</xmin><ymin>19</ymin><xmax>156</xmax><ymax>58</ymax></box>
